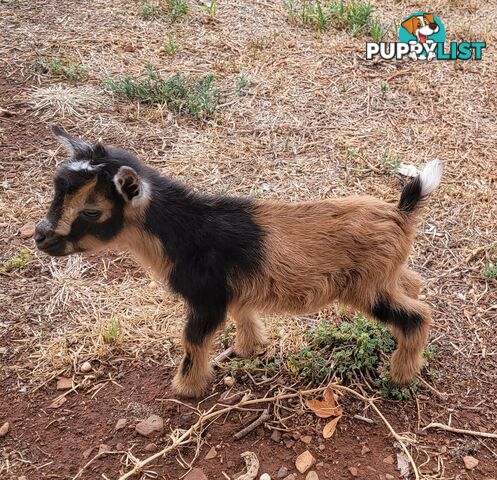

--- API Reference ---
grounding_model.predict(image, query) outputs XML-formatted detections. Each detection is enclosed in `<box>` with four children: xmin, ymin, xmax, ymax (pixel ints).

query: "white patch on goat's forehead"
<box><xmin>67</xmin><ymin>160</ymin><xmax>97</xmax><ymax>172</ymax></box>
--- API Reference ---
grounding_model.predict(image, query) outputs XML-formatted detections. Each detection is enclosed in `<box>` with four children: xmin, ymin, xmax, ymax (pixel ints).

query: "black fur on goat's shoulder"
<box><xmin>144</xmin><ymin>173</ymin><xmax>265</xmax><ymax>345</ymax></box>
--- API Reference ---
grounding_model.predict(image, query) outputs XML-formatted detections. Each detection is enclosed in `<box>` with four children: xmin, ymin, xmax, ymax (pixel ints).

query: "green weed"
<box><xmin>284</xmin><ymin>0</ymin><xmax>387</xmax><ymax>39</ymax></box>
<box><xmin>482</xmin><ymin>259</ymin><xmax>497</xmax><ymax>281</ymax></box>
<box><xmin>104</xmin><ymin>64</ymin><xmax>220</xmax><ymax>118</ymax></box>
<box><xmin>0</xmin><ymin>250</ymin><xmax>32</xmax><ymax>275</ymax></box>
<box><xmin>35</xmin><ymin>56</ymin><xmax>89</xmax><ymax>81</ymax></box>
<box><xmin>102</xmin><ymin>318</ymin><xmax>121</xmax><ymax>344</ymax></box>
<box><xmin>162</xmin><ymin>35</ymin><xmax>180</xmax><ymax>55</ymax></box>
<box><xmin>202</xmin><ymin>0</ymin><xmax>216</xmax><ymax>18</ymax></box>
<box><xmin>228</xmin><ymin>358</ymin><xmax>282</xmax><ymax>377</ymax></box>
<box><xmin>380</xmin><ymin>149</ymin><xmax>401</xmax><ymax>174</ymax></box>
<box><xmin>140</xmin><ymin>0</ymin><xmax>187</xmax><ymax>21</ymax></box>
<box><xmin>236</xmin><ymin>74</ymin><xmax>248</xmax><ymax>93</ymax></box>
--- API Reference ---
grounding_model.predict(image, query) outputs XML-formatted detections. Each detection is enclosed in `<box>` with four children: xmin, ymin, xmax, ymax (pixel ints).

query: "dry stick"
<box><xmin>117</xmin><ymin>385</ymin><xmax>419</xmax><ymax>480</ymax></box>
<box><xmin>212</xmin><ymin>347</ymin><xmax>233</xmax><ymax>365</ymax></box>
<box><xmin>424</xmin><ymin>422</ymin><xmax>497</xmax><ymax>439</ymax></box>
<box><xmin>73</xmin><ymin>451</ymin><xmax>124</xmax><ymax>480</ymax></box>
<box><xmin>234</xmin><ymin>408</ymin><xmax>271</xmax><ymax>440</ymax></box>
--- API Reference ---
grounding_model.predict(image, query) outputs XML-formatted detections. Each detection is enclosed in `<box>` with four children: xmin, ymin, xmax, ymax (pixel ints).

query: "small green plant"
<box><xmin>284</xmin><ymin>0</ymin><xmax>385</xmax><ymax>38</ymax></box>
<box><xmin>163</xmin><ymin>35</ymin><xmax>179</xmax><ymax>55</ymax></box>
<box><xmin>377</xmin><ymin>375</ymin><xmax>415</xmax><ymax>400</ymax></box>
<box><xmin>380</xmin><ymin>149</ymin><xmax>401</xmax><ymax>175</ymax></box>
<box><xmin>102</xmin><ymin>318</ymin><xmax>121</xmax><ymax>344</ymax></box>
<box><xmin>202</xmin><ymin>0</ymin><xmax>216</xmax><ymax>18</ymax></box>
<box><xmin>140</xmin><ymin>0</ymin><xmax>187</xmax><ymax>21</ymax></box>
<box><xmin>380</xmin><ymin>82</ymin><xmax>389</xmax><ymax>96</ymax></box>
<box><xmin>228</xmin><ymin>357</ymin><xmax>282</xmax><ymax>377</ymax></box>
<box><xmin>0</xmin><ymin>250</ymin><xmax>32</xmax><ymax>274</ymax></box>
<box><xmin>104</xmin><ymin>64</ymin><xmax>220</xmax><ymax>118</ymax></box>
<box><xmin>236</xmin><ymin>74</ymin><xmax>248</xmax><ymax>93</ymax></box>
<box><xmin>36</xmin><ymin>56</ymin><xmax>89</xmax><ymax>81</ymax></box>
<box><xmin>482</xmin><ymin>259</ymin><xmax>497</xmax><ymax>281</ymax></box>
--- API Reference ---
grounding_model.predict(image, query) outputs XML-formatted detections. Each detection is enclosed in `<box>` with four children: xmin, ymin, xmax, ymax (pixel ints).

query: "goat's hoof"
<box><xmin>172</xmin><ymin>371</ymin><xmax>212</xmax><ymax>399</ymax></box>
<box><xmin>389</xmin><ymin>351</ymin><xmax>419</xmax><ymax>385</ymax></box>
<box><xmin>233</xmin><ymin>338</ymin><xmax>268</xmax><ymax>358</ymax></box>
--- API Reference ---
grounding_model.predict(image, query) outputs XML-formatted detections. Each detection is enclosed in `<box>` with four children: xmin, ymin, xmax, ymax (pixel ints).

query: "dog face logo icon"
<box><xmin>399</xmin><ymin>12</ymin><xmax>446</xmax><ymax>60</ymax></box>
<box><xmin>401</xmin><ymin>13</ymin><xmax>439</xmax><ymax>43</ymax></box>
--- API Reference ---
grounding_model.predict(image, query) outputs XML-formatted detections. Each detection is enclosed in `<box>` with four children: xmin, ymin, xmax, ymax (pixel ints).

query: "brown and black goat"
<box><xmin>35</xmin><ymin>126</ymin><xmax>443</xmax><ymax>398</ymax></box>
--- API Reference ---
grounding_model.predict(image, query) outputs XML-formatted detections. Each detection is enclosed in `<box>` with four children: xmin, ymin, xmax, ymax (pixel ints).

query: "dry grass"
<box><xmin>1</xmin><ymin>0</ymin><xmax>497</xmax><ymax>477</ymax></box>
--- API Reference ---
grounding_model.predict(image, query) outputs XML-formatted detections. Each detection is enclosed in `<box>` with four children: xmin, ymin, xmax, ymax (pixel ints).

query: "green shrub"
<box><xmin>104</xmin><ymin>64</ymin><xmax>219</xmax><ymax>118</ymax></box>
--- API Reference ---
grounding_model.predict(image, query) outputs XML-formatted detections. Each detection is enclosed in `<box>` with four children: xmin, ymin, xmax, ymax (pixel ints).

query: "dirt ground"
<box><xmin>1</xmin><ymin>0</ymin><xmax>497</xmax><ymax>479</ymax></box>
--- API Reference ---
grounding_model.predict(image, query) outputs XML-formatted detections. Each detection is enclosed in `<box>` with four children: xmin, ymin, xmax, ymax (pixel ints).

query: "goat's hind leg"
<box><xmin>232</xmin><ymin>308</ymin><xmax>268</xmax><ymax>357</ymax></box>
<box><xmin>400</xmin><ymin>267</ymin><xmax>422</xmax><ymax>299</ymax></box>
<box><xmin>371</xmin><ymin>291</ymin><xmax>431</xmax><ymax>385</ymax></box>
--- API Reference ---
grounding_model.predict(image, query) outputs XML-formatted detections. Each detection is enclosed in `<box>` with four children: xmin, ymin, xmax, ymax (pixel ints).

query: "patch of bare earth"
<box><xmin>1</xmin><ymin>0</ymin><xmax>496</xmax><ymax>479</ymax></box>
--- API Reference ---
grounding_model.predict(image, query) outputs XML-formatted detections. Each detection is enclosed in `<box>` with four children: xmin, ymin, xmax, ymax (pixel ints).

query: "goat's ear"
<box><xmin>51</xmin><ymin>125</ymin><xmax>93</xmax><ymax>158</ymax></box>
<box><xmin>113</xmin><ymin>166</ymin><xmax>149</xmax><ymax>205</ymax></box>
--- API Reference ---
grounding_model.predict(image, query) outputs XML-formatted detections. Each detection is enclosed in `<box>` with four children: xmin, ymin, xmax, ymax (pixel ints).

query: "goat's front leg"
<box><xmin>233</xmin><ymin>308</ymin><xmax>268</xmax><ymax>357</ymax></box>
<box><xmin>172</xmin><ymin>305</ymin><xmax>226</xmax><ymax>398</ymax></box>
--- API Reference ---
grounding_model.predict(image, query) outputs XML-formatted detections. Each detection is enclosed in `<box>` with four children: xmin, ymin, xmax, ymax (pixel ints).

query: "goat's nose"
<box><xmin>35</xmin><ymin>219</ymin><xmax>55</xmax><ymax>246</ymax></box>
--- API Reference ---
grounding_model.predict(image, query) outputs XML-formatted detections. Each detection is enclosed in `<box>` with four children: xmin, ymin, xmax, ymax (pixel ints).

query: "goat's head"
<box><xmin>35</xmin><ymin>126</ymin><xmax>151</xmax><ymax>256</ymax></box>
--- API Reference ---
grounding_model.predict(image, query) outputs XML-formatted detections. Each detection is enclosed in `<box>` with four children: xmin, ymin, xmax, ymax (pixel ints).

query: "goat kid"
<box><xmin>36</xmin><ymin>126</ymin><xmax>443</xmax><ymax>398</ymax></box>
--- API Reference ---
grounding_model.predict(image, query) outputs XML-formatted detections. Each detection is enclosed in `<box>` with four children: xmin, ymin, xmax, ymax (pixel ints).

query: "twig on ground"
<box><xmin>72</xmin><ymin>450</ymin><xmax>123</xmax><ymax>480</ymax></box>
<box><xmin>416</xmin><ymin>375</ymin><xmax>448</xmax><ymax>400</ymax></box>
<box><xmin>234</xmin><ymin>408</ymin><xmax>270</xmax><ymax>440</ymax></box>
<box><xmin>213</xmin><ymin>347</ymin><xmax>234</xmax><ymax>365</ymax></box>
<box><xmin>353</xmin><ymin>414</ymin><xmax>375</xmax><ymax>424</ymax></box>
<box><xmin>424</xmin><ymin>422</ymin><xmax>497</xmax><ymax>439</ymax></box>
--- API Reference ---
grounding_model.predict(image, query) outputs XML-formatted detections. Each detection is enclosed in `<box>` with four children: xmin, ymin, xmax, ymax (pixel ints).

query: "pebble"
<box><xmin>145</xmin><ymin>443</ymin><xmax>157</xmax><ymax>452</ymax></box>
<box><xmin>82</xmin><ymin>447</ymin><xmax>93</xmax><ymax>459</ymax></box>
<box><xmin>277</xmin><ymin>466</ymin><xmax>288</xmax><ymax>478</ymax></box>
<box><xmin>0</xmin><ymin>422</ymin><xmax>9</xmax><ymax>437</ymax></box>
<box><xmin>56</xmin><ymin>377</ymin><xmax>73</xmax><ymax>390</ymax></box>
<box><xmin>223</xmin><ymin>376</ymin><xmax>235</xmax><ymax>387</ymax></box>
<box><xmin>260</xmin><ymin>474</ymin><xmax>271</xmax><ymax>480</ymax></box>
<box><xmin>271</xmin><ymin>430</ymin><xmax>282</xmax><ymax>443</ymax></box>
<box><xmin>318</xmin><ymin>444</ymin><xmax>325</xmax><ymax>451</ymax></box>
<box><xmin>383</xmin><ymin>455</ymin><xmax>394</xmax><ymax>465</ymax></box>
<box><xmin>116</xmin><ymin>443</ymin><xmax>124</xmax><ymax>450</ymax></box>
<box><xmin>463</xmin><ymin>455</ymin><xmax>478</xmax><ymax>470</ymax></box>
<box><xmin>306</xmin><ymin>472</ymin><xmax>319</xmax><ymax>480</ymax></box>
<box><xmin>284</xmin><ymin>439</ymin><xmax>295</xmax><ymax>449</ymax></box>
<box><xmin>135</xmin><ymin>415</ymin><xmax>164</xmax><ymax>438</ymax></box>
<box><xmin>361</xmin><ymin>445</ymin><xmax>371</xmax><ymax>455</ymax></box>
<box><xmin>348</xmin><ymin>466</ymin><xmax>358</xmax><ymax>477</ymax></box>
<box><xmin>98</xmin><ymin>444</ymin><xmax>110</xmax><ymax>455</ymax></box>
<box><xmin>295</xmin><ymin>450</ymin><xmax>316</xmax><ymax>474</ymax></box>
<box><xmin>184</xmin><ymin>468</ymin><xmax>208</xmax><ymax>480</ymax></box>
<box><xmin>300</xmin><ymin>435</ymin><xmax>312</xmax><ymax>444</ymax></box>
<box><xmin>283</xmin><ymin>475</ymin><xmax>296</xmax><ymax>480</ymax></box>
<box><xmin>385</xmin><ymin>475</ymin><xmax>394</xmax><ymax>480</ymax></box>
<box><xmin>81</xmin><ymin>361</ymin><xmax>92</xmax><ymax>373</ymax></box>
<box><xmin>205</xmin><ymin>446</ymin><xmax>217</xmax><ymax>460</ymax></box>
<box><xmin>115</xmin><ymin>418</ymin><xmax>127</xmax><ymax>431</ymax></box>
<box><xmin>19</xmin><ymin>222</ymin><xmax>35</xmax><ymax>238</ymax></box>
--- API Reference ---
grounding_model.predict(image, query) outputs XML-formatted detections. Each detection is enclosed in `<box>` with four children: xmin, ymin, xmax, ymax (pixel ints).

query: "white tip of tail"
<box><xmin>419</xmin><ymin>159</ymin><xmax>443</xmax><ymax>196</ymax></box>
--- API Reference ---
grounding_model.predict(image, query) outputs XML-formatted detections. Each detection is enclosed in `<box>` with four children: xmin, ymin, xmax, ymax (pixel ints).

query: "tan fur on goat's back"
<box><xmin>231</xmin><ymin>196</ymin><xmax>418</xmax><ymax>315</ymax></box>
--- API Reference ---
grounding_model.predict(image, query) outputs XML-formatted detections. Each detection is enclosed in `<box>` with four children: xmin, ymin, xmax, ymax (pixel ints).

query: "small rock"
<box><xmin>224</xmin><ymin>376</ymin><xmax>235</xmax><ymax>387</ymax></box>
<box><xmin>361</xmin><ymin>445</ymin><xmax>371</xmax><ymax>455</ymax></box>
<box><xmin>271</xmin><ymin>430</ymin><xmax>282</xmax><ymax>443</ymax></box>
<box><xmin>82</xmin><ymin>447</ymin><xmax>93</xmax><ymax>459</ymax></box>
<box><xmin>144</xmin><ymin>442</ymin><xmax>157</xmax><ymax>452</ymax></box>
<box><xmin>135</xmin><ymin>414</ymin><xmax>164</xmax><ymax>438</ymax></box>
<box><xmin>385</xmin><ymin>475</ymin><xmax>394</xmax><ymax>480</ymax></box>
<box><xmin>348</xmin><ymin>466</ymin><xmax>358</xmax><ymax>477</ymax></box>
<box><xmin>292</xmin><ymin>432</ymin><xmax>301</xmax><ymax>440</ymax></box>
<box><xmin>283</xmin><ymin>475</ymin><xmax>296</xmax><ymax>480</ymax></box>
<box><xmin>116</xmin><ymin>443</ymin><xmax>124</xmax><ymax>450</ymax></box>
<box><xmin>56</xmin><ymin>377</ymin><xmax>73</xmax><ymax>390</ymax></box>
<box><xmin>205</xmin><ymin>446</ymin><xmax>217</xmax><ymax>460</ymax></box>
<box><xmin>277</xmin><ymin>466</ymin><xmax>288</xmax><ymax>478</ymax></box>
<box><xmin>306</xmin><ymin>472</ymin><xmax>319</xmax><ymax>480</ymax></box>
<box><xmin>318</xmin><ymin>444</ymin><xmax>325</xmax><ymax>451</ymax></box>
<box><xmin>383</xmin><ymin>455</ymin><xmax>395</xmax><ymax>465</ymax></box>
<box><xmin>115</xmin><ymin>418</ymin><xmax>127</xmax><ymax>431</ymax></box>
<box><xmin>295</xmin><ymin>450</ymin><xmax>316</xmax><ymax>474</ymax></box>
<box><xmin>19</xmin><ymin>222</ymin><xmax>35</xmax><ymax>238</ymax></box>
<box><xmin>284</xmin><ymin>439</ymin><xmax>295</xmax><ymax>449</ymax></box>
<box><xmin>184</xmin><ymin>468</ymin><xmax>208</xmax><ymax>480</ymax></box>
<box><xmin>81</xmin><ymin>361</ymin><xmax>92</xmax><ymax>373</ymax></box>
<box><xmin>301</xmin><ymin>435</ymin><xmax>312</xmax><ymax>445</ymax></box>
<box><xmin>0</xmin><ymin>422</ymin><xmax>9</xmax><ymax>437</ymax></box>
<box><xmin>463</xmin><ymin>455</ymin><xmax>478</xmax><ymax>470</ymax></box>
<box><xmin>260</xmin><ymin>474</ymin><xmax>271</xmax><ymax>480</ymax></box>
<box><xmin>98</xmin><ymin>444</ymin><xmax>110</xmax><ymax>455</ymax></box>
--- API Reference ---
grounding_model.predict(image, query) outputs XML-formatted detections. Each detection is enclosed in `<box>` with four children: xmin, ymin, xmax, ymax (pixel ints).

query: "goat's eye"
<box><xmin>81</xmin><ymin>209</ymin><xmax>102</xmax><ymax>220</ymax></box>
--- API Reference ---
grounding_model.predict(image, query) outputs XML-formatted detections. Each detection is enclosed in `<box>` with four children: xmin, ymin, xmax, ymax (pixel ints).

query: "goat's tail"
<box><xmin>398</xmin><ymin>159</ymin><xmax>443</xmax><ymax>215</ymax></box>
